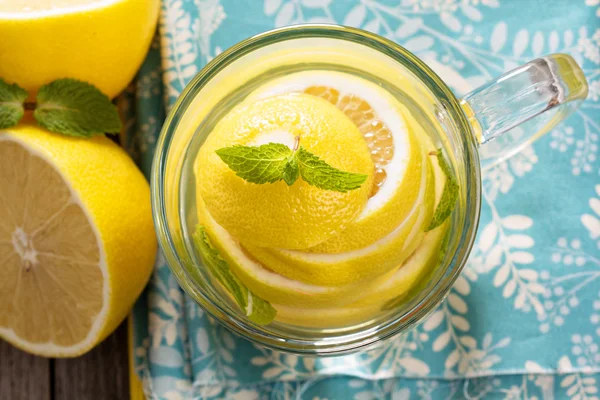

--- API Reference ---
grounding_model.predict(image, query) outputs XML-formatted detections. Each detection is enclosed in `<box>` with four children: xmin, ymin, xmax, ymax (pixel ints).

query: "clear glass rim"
<box><xmin>151</xmin><ymin>24</ymin><xmax>482</xmax><ymax>355</ymax></box>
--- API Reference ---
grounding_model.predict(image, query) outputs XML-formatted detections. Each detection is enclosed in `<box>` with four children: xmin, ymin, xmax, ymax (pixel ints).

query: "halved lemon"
<box><xmin>0</xmin><ymin>123</ymin><xmax>156</xmax><ymax>357</ymax></box>
<box><xmin>0</xmin><ymin>0</ymin><xmax>159</xmax><ymax>99</ymax></box>
<box><xmin>248</xmin><ymin>71</ymin><xmax>424</xmax><ymax>253</ymax></box>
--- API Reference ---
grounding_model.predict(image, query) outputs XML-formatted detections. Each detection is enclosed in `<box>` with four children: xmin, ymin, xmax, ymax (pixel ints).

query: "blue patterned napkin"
<box><xmin>126</xmin><ymin>1</ymin><xmax>600</xmax><ymax>398</ymax></box>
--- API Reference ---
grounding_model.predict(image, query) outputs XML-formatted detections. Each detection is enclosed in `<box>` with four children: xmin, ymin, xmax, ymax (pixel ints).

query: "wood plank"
<box><xmin>53</xmin><ymin>321</ymin><xmax>129</xmax><ymax>400</ymax></box>
<box><xmin>0</xmin><ymin>339</ymin><xmax>50</xmax><ymax>400</ymax></box>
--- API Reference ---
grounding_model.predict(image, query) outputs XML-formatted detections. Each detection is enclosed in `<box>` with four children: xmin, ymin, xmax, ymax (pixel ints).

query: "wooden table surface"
<box><xmin>0</xmin><ymin>321</ymin><xmax>130</xmax><ymax>400</ymax></box>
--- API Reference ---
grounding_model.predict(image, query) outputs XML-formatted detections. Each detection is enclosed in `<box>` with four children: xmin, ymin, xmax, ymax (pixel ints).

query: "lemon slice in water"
<box><xmin>242</xmin><ymin>144</ymin><xmax>435</xmax><ymax>286</ymax></box>
<box><xmin>195</xmin><ymin>94</ymin><xmax>374</xmax><ymax>250</ymax></box>
<box><xmin>196</xmin><ymin>193</ymin><xmax>396</xmax><ymax>308</ymax></box>
<box><xmin>248</xmin><ymin>71</ymin><xmax>424</xmax><ymax>253</ymax></box>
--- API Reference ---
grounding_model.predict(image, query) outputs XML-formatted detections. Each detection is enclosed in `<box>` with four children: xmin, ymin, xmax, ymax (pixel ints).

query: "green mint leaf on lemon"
<box><xmin>216</xmin><ymin>142</ymin><xmax>367</xmax><ymax>192</ymax></box>
<box><xmin>216</xmin><ymin>143</ymin><xmax>293</xmax><ymax>184</ymax></box>
<box><xmin>296</xmin><ymin>147</ymin><xmax>368</xmax><ymax>192</ymax></box>
<box><xmin>426</xmin><ymin>149</ymin><xmax>459</xmax><ymax>232</ymax></box>
<box><xmin>34</xmin><ymin>78</ymin><xmax>121</xmax><ymax>137</ymax></box>
<box><xmin>193</xmin><ymin>226</ymin><xmax>276</xmax><ymax>325</ymax></box>
<box><xmin>0</xmin><ymin>79</ymin><xmax>28</xmax><ymax>129</ymax></box>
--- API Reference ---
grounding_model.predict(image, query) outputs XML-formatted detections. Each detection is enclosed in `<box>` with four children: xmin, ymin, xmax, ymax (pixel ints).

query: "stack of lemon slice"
<box><xmin>195</xmin><ymin>71</ymin><xmax>449</xmax><ymax>327</ymax></box>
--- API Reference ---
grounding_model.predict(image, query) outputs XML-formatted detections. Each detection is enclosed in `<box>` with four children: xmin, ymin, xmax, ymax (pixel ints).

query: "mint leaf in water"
<box><xmin>193</xmin><ymin>226</ymin><xmax>276</xmax><ymax>325</ymax></box>
<box><xmin>0</xmin><ymin>79</ymin><xmax>28</xmax><ymax>129</ymax></box>
<box><xmin>296</xmin><ymin>147</ymin><xmax>368</xmax><ymax>192</ymax></box>
<box><xmin>34</xmin><ymin>78</ymin><xmax>121</xmax><ymax>137</ymax></box>
<box><xmin>216</xmin><ymin>143</ymin><xmax>293</xmax><ymax>184</ymax></box>
<box><xmin>426</xmin><ymin>149</ymin><xmax>459</xmax><ymax>232</ymax></box>
<box><xmin>216</xmin><ymin>142</ymin><xmax>368</xmax><ymax>192</ymax></box>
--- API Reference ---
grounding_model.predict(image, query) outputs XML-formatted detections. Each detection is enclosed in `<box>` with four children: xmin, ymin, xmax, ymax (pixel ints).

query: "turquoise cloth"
<box><xmin>127</xmin><ymin>1</ymin><xmax>600</xmax><ymax>398</ymax></box>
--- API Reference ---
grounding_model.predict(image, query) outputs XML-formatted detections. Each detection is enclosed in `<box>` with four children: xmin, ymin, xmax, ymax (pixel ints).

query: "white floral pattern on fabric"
<box><xmin>123</xmin><ymin>0</ymin><xmax>600</xmax><ymax>398</ymax></box>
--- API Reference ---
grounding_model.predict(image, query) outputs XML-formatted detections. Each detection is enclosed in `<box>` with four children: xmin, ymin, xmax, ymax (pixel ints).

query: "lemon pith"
<box><xmin>0</xmin><ymin>123</ymin><xmax>156</xmax><ymax>357</ymax></box>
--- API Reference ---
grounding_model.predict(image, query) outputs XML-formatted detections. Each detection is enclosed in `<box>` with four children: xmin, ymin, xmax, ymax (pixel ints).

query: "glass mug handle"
<box><xmin>460</xmin><ymin>53</ymin><xmax>588</xmax><ymax>170</ymax></box>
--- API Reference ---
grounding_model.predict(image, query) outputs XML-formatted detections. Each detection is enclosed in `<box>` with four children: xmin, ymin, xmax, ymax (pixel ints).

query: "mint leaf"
<box><xmin>34</xmin><ymin>79</ymin><xmax>121</xmax><ymax>137</ymax></box>
<box><xmin>0</xmin><ymin>79</ymin><xmax>27</xmax><ymax>129</ymax></box>
<box><xmin>426</xmin><ymin>149</ymin><xmax>459</xmax><ymax>231</ymax></box>
<box><xmin>296</xmin><ymin>147</ymin><xmax>368</xmax><ymax>192</ymax></box>
<box><xmin>283</xmin><ymin>155</ymin><xmax>299</xmax><ymax>186</ymax></box>
<box><xmin>216</xmin><ymin>143</ymin><xmax>293</xmax><ymax>184</ymax></box>
<box><xmin>193</xmin><ymin>226</ymin><xmax>277</xmax><ymax>325</ymax></box>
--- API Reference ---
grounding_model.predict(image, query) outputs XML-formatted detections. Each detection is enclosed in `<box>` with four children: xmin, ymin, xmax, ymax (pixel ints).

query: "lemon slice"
<box><xmin>242</xmin><ymin>144</ymin><xmax>435</xmax><ymax>286</ymax></box>
<box><xmin>195</xmin><ymin>94</ymin><xmax>374</xmax><ymax>250</ymax></box>
<box><xmin>0</xmin><ymin>123</ymin><xmax>156</xmax><ymax>357</ymax></box>
<box><xmin>0</xmin><ymin>0</ymin><xmax>159</xmax><ymax>99</ymax></box>
<box><xmin>248</xmin><ymin>71</ymin><xmax>424</xmax><ymax>253</ymax></box>
<box><xmin>350</xmin><ymin>150</ymin><xmax>450</xmax><ymax>307</ymax></box>
<box><xmin>272</xmin><ymin>303</ymin><xmax>382</xmax><ymax>328</ymax></box>
<box><xmin>196</xmin><ymin>193</ymin><xmax>397</xmax><ymax>308</ymax></box>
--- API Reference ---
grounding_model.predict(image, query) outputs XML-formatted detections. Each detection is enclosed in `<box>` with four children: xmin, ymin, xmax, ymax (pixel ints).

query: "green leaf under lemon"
<box><xmin>0</xmin><ymin>78</ymin><xmax>28</xmax><ymax>129</ymax></box>
<box><xmin>426</xmin><ymin>149</ymin><xmax>459</xmax><ymax>232</ymax></box>
<box><xmin>216</xmin><ymin>142</ymin><xmax>368</xmax><ymax>193</ymax></box>
<box><xmin>193</xmin><ymin>226</ymin><xmax>276</xmax><ymax>325</ymax></box>
<box><xmin>34</xmin><ymin>78</ymin><xmax>121</xmax><ymax>137</ymax></box>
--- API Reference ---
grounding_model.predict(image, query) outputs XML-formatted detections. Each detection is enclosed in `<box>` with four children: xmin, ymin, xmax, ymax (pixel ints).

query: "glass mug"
<box><xmin>152</xmin><ymin>25</ymin><xmax>588</xmax><ymax>355</ymax></box>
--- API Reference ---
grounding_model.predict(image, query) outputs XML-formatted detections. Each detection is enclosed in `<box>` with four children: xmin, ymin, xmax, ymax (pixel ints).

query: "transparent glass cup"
<box><xmin>152</xmin><ymin>25</ymin><xmax>588</xmax><ymax>355</ymax></box>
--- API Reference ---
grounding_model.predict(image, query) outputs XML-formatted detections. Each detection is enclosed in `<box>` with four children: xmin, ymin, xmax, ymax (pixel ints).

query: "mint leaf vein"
<box><xmin>216</xmin><ymin>143</ymin><xmax>292</xmax><ymax>184</ymax></box>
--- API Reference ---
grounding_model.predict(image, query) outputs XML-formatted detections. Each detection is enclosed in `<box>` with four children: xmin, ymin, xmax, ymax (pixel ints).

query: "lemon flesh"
<box><xmin>195</xmin><ymin>94</ymin><xmax>374</xmax><ymax>250</ymax></box>
<box><xmin>0</xmin><ymin>0</ymin><xmax>159</xmax><ymax>99</ymax></box>
<box><xmin>0</xmin><ymin>123</ymin><xmax>156</xmax><ymax>357</ymax></box>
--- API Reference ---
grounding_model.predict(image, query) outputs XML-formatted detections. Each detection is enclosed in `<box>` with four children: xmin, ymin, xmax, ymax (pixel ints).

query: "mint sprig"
<box><xmin>0</xmin><ymin>77</ymin><xmax>121</xmax><ymax>137</ymax></box>
<box><xmin>216</xmin><ymin>141</ymin><xmax>368</xmax><ymax>193</ymax></box>
<box><xmin>426</xmin><ymin>149</ymin><xmax>459</xmax><ymax>232</ymax></box>
<box><xmin>193</xmin><ymin>226</ymin><xmax>276</xmax><ymax>325</ymax></box>
<box><xmin>0</xmin><ymin>79</ymin><xmax>28</xmax><ymax>129</ymax></box>
<box><xmin>35</xmin><ymin>79</ymin><xmax>121</xmax><ymax>137</ymax></box>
